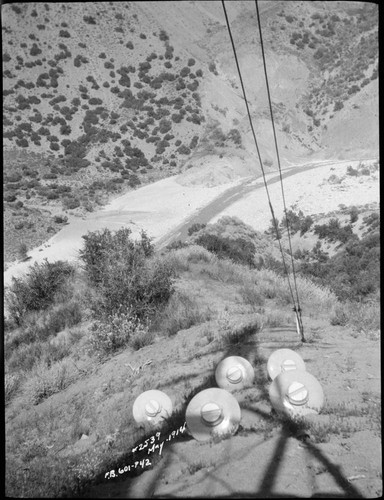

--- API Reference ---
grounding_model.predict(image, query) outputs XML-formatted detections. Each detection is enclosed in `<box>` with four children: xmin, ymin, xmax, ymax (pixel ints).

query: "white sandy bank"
<box><xmin>4</xmin><ymin>175</ymin><xmax>242</xmax><ymax>287</ymax></box>
<box><xmin>210</xmin><ymin>160</ymin><xmax>379</xmax><ymax>230</ymax></box>
<box><xmin>4</xmin><ymin>159</ymin><xmax>379</xmax><ymax>288</ymax></box>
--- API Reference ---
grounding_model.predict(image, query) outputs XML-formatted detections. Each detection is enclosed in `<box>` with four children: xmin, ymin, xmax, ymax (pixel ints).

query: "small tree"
<box><xmin>349</xmin><ymin>206</ymin><xmax>359</xmax><ymax>224</ymax></box>
<box><xmin>334</xmin><ymin>100</ymin><xmax>344</xmax><ymax>111</ymax></box>
<box><xmin>268</xmin><ymin>217</ymin><xmax>281</xmax><ymax>240</ymax></box>
<box><xmin>300</xmin><ymin>215</ymin><xmax>314</xmax><ymax>235</ymax></box>
<box><xmin>208</xmin><ymin>62</ymin><xmax>218</xmax><ymax>75</ymax></box>
<box><xmin>18</xmin><ymin>243</ymin><xmax>28</xmax><ymax>260</ymax></box>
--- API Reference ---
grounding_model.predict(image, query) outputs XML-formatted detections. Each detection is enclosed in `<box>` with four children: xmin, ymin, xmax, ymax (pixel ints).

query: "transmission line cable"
<box><xmin>221</xmin><ymin>1</ymin><xmax>301</xmax><ymax>333</ymax></box>
<box><xmin>254</xmin><ymin>0</ymin><xmax>304</xmax><ymax>340</ymax></box>
<box><xmin>221</xmin><ymin>0</ymin><xmax>305</xmax><ymax>341</ymax></box>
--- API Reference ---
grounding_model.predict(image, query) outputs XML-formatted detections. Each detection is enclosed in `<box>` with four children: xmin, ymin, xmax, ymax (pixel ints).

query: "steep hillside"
<box><xmin>2</xmin><ymin>1</ymin><xmax>379</xmax><ymax>263</ymax></box>
<box><xmin>5</xmin><ymin>239</ymin><xmax>381</xmax><ymax>498</ymax></box>
<box><xmin>3</xmin><ymin>2</ymin><xmax>378</xmax><ymax>169</ymax></box>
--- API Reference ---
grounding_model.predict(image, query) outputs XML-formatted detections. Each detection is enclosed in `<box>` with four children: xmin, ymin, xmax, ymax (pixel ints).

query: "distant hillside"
<box><xmin>2</xmin><ymin>1</ymin><xmax>378</xmax><ymax>263</ymax></box>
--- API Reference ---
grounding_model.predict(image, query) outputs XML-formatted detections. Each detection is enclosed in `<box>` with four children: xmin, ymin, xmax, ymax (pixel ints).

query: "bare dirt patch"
<box><xmin>82</xmin><ymin>320</ymin><xmax>381</xmax><ymax>498</ymax></box>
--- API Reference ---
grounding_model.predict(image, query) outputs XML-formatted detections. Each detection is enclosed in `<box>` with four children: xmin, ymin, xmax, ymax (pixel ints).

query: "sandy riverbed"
<box><xmin>3</xmin><ymin>158</ymin><xmax>379</xmax><ymax>288</ymax></box>
<box><xmin>3</xmin><ymin>174</ymin><xmax>243</xmax><ymax>287</ymax></box>
<box><xmin>210</xmin><ymin>159</ymin><xmax>379</xmax><ymax>230</ymax></box>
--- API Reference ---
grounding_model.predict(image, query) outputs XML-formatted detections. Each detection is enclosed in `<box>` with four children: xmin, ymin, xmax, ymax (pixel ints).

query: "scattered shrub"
<box><xmin>209</xmin><ymin>62</ymin><xmax>218</xmax><ymax>75</ymax></box>
<box><xmin>74</xmin><ymin>54</ymin><xmax>89</xmax><ymax>67</ymax></box>
<box><xmin>227</xmin><ymin>128</ymin><xmax>242</xmax><ymax>145</ymax></box>
<box><xmin>177</xmin><ymin>144</ymin><xmax>191</xmax><ymax>155</ymax></box>
<box><xmin>62</xmin><ymin>197</ymin><xmax>81</xmax><ymax>209</ymax></box>
<box><xmin>159</xmin><ymin>30</ymin><xmax>169</xmax><ymax>42</ymax></box>
<box><xmin>16</xmin><ymin>138</ymin><xmax>29</xmax><ymax>147</ymax></box>
<box><xmin>59</xmin><ymin>30</ymin><xmax>71</xmax><ymax>38</ymax></box>
<box><xmin>60</xmin><ymin>123</ymin><xmax>71</xmax><ymax>135</ymax></box>
<box><xmin>83</xmin><ymin>15</ymin><xmax>96</xmax><ymax>24</ymax></box>
<box><xmin>190</xmin><ymin>135</ymin><xmax>199</xmax><ymax>149</ymax></box>
<box><xmin>347</xmin><ymin>165</ymin><xmax>358</xmax><ymax>177</ymax></box>
<box><xmin>300</xmin><ymin>215</ymin><xmax>314</xmax><ymax>235</ymax></box>
<box><xmin>334</xmin><ymin>100</ymin><xmax>344</xmax><ymax>111</ymax></box>
<box><xmin>30</xmin><ymin>43</ymin><xmax>42</xmax><ymax>56</ymax></box>
<box><xmin>180</xmin><ymin>67</ymin><xmax>190</xmax><ymax>77</ymax></box>
<box><xmin>164</xmin><ymin>45</ymin><xmax>174</xmax><ymax>59</ymax></box>
<box><xmin>88</xmin><ymin>310</ymin><xmax>150</xmax><ymax>356</ymax></box>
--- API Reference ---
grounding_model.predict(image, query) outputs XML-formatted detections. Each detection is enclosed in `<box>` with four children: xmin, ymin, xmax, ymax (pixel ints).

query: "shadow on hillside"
<box><xmin>79</xmin><ymin>324</ymin><xmax>363</xmax><ymax>499</ymax></box>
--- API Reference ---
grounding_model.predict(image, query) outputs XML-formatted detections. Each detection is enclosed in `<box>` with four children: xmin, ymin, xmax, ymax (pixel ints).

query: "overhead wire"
<box><xmin>254</xmin><ymin>0</ymin><xmax>304</xmax><ymax>340</ymax></box>
<box><xmin>221</xmin><ymin>0</ymin><xmax>305</xmax><ymax>341</ymax></box>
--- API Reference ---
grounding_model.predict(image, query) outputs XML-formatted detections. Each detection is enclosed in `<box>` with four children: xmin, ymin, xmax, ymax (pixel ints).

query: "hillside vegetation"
<box><xmin>3</xmin><ymin>2</ymin><xmax>380</xmax><ymax>497</ymax></box>
<box><xmin>2</xmin><ymin>1</ymin><xmax>378</xmax><ymax>264</ymax></box>
<box><xmin>5</xmin><ymin>213</ymin><xmax>380</xmax><ymax>497</ymax></box>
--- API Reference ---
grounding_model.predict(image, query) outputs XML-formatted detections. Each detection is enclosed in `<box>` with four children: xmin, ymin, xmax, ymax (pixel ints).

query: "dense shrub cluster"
<box><xmin>362</xmin><ymin>212</ymin><xmax>379</xmax><ymax>232</ymax></box>
<box><xmin>313</xmin><ymin>218</ymin><xmax>354</xmax><ymax>243</ymax></box>
<box><xmin>79</xmin><ymin>228</ymin><xmax>175</xmax><ymax>319</ymax></box>
<box><xmin>280</xmin><ymin>209</ymin><xmax>314</xmax><ymax>236</ymax></box>
<box><xmin>298</xmin><ymin>231</ymin><xmax>380</xmax><ymax>301</ymax></box>
<box><xmin>6</xmin><ymin>260</ymin><xmax>75</xmax><ymax>326</ymax></box>
<box><xmin>190</xmin><ymin>217</ymin><xmax>259</xmax><ymax>267</ymax></box>
<box><xmin>62</xmin><ymin>139</ymin><xmax>90</xmax><ymax>171</ymax></box>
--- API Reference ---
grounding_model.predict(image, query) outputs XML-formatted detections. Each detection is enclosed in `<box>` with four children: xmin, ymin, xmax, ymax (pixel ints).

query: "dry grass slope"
<box><xmin>5</xmin><ymin>235</ymin><xmax>380</xmax><ymax>497</ymax></box>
